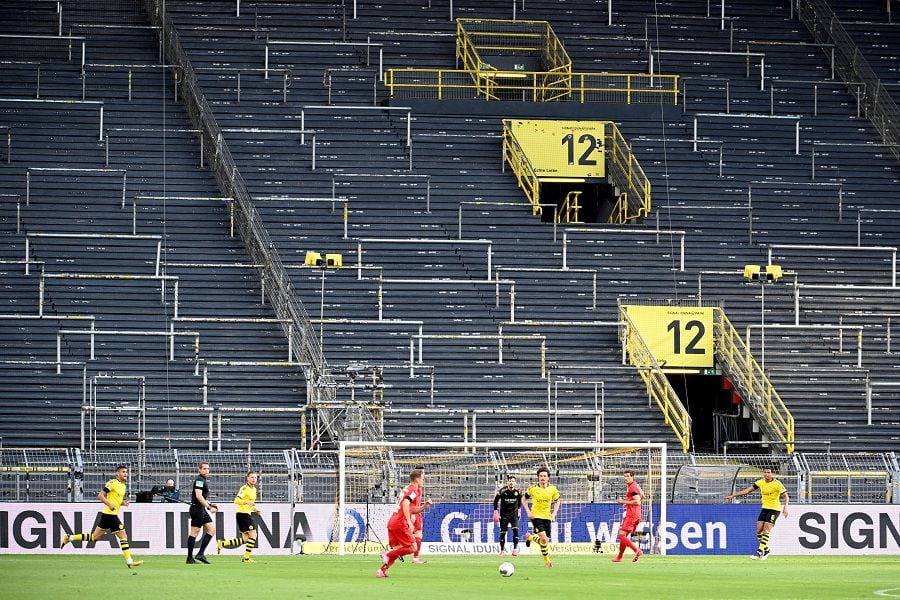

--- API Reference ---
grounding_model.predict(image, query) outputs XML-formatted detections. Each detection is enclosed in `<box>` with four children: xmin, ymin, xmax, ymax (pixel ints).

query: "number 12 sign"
<box><xmin>505</xmin><ymin>119</ymin><xmax>606</xmax><ymax>180</ymax></box>
<box><xmin>623</xmin><ymin>305</ymin><xmax>714</xmax><ymax>369</ymax></box>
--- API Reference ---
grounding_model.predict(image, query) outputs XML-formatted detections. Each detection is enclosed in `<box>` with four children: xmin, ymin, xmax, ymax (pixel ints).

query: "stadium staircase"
<box><xmin>2</xmin><ymin>0</ymin><xmax>899</xmax><ymax>453</ymax></box>
<box><xmin>0</xmin><ymin>0</ymin><xmax>306</xmax><ymax>450</ymax></box>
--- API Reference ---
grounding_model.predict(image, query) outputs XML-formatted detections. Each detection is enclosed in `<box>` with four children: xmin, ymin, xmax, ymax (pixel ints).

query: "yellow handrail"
<box><xmin>384</xmin><ymin>68</ymin><xmax>679</xmax><ymax>106</ymax></box>
<box><xmin>502</xmin><ymin>122</ymin><xmax>542</xmax><ymax>216</ymax></box>
<box><xmin>556</xmin><ymin>191</ymin><xmax>582</xmax><ymax>223</ymax></box>
<box><xmin>620</xmin><ymin>307</ymin><xmax>692</xmax><ymax>452</ymax></box>
<box><xmin>713</xmin><ymin>309</ymin><xmax>795</xmax><ymax>453</ymax></box>
<box><xmin>605</xmin><ymin>123</ymin><xmax>651</xmax><ymax>221</ymax></box>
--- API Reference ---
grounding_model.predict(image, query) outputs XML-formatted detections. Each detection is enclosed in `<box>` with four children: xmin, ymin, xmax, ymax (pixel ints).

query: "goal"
<box><xmin>335</xmin><ymin>441</ymin><xmax>667</xmax><ymax>556</ymax></box>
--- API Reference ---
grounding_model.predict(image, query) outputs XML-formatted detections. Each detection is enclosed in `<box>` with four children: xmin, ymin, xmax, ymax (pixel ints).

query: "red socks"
<box><xmin>617</xmin><ymin>532</ymin><xmax>639</xmax><ymax>557</ymax></box>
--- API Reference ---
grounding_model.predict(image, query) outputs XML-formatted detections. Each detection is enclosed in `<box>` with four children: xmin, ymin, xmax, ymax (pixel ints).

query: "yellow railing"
<box><xmin>501</xmin><ymin>119</ymin><xmax>650</xmax><ymax>224</ymax></box>
<box><xmin>502</xmin><ymin>122</ymin><xmax>542</xmax><ymax>216</ymax></box>
<box><xmin>456</xmin><ymin>19</ymin><xmax>572</xmax><ymax>101</ymax></box>
<box><xmin>556</xmin><ymin>190</ymin><xmax>582</xmax><ymax>223</ymax></box>
<box><xmin>605</xmin><ymin>122</ymin><xmax>651</xmax><ymax>223</ymax></box>
<box><xmin>620</xmin><ymin>307</ymin><xmax>692</xmax><ymax>452</ymax></box>
<box><xmin>608</xmin><ymin>192</ymin><xmax>628</xmax><ymax>224</ymax></box>
<box><xmin>384</xmin><ymin>68</ymin><xmax>679</xmax><ymax>105</ymax></box>
<box><xmin>713</xmin><ymin>309</ymin><xmax>795</xmax><ymax>453</ymax></box>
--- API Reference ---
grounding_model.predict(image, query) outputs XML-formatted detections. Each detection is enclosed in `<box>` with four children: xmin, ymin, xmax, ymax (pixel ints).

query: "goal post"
<box><xmin>336</xmin><ymin>441</ymin><xmax>667</xmax><ymax>556</ymax></box>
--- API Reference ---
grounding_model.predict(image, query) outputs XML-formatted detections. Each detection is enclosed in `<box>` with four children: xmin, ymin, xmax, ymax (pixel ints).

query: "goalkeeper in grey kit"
<box><xmin>493</xmin><ymin>475</ymin><xmax>523</xmax><ymax>556</ymax></box>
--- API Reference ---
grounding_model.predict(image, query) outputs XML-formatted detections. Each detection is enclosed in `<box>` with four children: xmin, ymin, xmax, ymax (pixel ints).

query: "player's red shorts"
<box><xmin>414</xmin><ymin>513</ymin><xmax>423</xmax><ymax>533</ymax></box>
<box><xmin>387</xmin><ymin>520</ymin><xmax>416</xmax><ymax>548</ymax></box>
<box><xmin>621</xmin><ymin>513</ymin><xmax>641</xmax><ymax>534</ymax></box>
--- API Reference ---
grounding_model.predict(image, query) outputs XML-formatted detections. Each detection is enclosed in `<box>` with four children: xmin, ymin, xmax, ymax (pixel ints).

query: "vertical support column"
<box><xmin>406</xmin><ymin>110</ymin><xmax>411</xmax><ymax>146</ymax></box>
<box><xmin>561</xmin><ymin>231</ymin><xmax>568</xmax><ymax>270</ymax></box>
<box><xmin>173</xmin><ymin>280</ymin><xmax>179</xmax><ymax>319</ymax></box>
<box><xmin>692</xmin><ymin>117</ymin><xmax>698</xmax><ymax>152</ymax></box>
<box><xmin>857</xmin><ymin>329</ymin><xmax>863</xmax><ymax>368</ymax></box>
<box><xmin>89</xmin><ymin>320</ymin><xmax>95</xmax><ymax>360</ymax></box>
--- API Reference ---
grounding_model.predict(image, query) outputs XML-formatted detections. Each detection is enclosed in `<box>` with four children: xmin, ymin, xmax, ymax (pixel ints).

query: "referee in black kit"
<box><xmin>186</xmin><ymin>461</ymin><xmax>218</xmax><ymax>564</ymax></box>
<box><xmin>493</xmin><ymin>475</ymin><xmax>523</xmax><ymax>556</ymax></box>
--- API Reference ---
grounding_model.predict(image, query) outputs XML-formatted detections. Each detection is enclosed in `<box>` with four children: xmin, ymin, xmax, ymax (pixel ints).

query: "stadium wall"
<box><xmin>2</xmin><ymin>504</ymin><xmax>898</xmax><ymax>556</ymax></box>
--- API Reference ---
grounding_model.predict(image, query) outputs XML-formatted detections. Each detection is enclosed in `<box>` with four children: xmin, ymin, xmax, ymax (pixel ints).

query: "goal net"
<box><xmin>334</xmin><ymin>441</ymin><xmax>667</xmax><ymax>556</ymax></box>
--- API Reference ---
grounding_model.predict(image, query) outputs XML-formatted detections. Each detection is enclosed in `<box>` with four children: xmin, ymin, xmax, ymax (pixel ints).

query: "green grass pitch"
<box><xmin>3</xmin><ymin>554</ymin><xmax>898</xmax><ymax>599</ymax></box>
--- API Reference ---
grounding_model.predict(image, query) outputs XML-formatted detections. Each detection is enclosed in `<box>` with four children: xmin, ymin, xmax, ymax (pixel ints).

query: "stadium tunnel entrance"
<box><xmin>667</xmin><ymin>373</ymin><xmax>759</xmax><ymax>453</ymax></box>
<box><xmin>539</xmin><ymin>181</ymin><xmax>618</xmax><ymax>223</ymax></box>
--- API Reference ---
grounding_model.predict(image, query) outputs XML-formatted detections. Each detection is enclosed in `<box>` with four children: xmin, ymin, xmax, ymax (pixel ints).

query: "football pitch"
<box><xmin>3</xmin><ymin>554</ymin><xmax>898</xmax><ymax>600</ymax></box>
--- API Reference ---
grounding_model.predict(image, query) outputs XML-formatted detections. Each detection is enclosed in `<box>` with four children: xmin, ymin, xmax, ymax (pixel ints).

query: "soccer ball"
<box><xmin>499</xmin><ymin>562</ymin><xmax>515</xmax><ymax>577</ymax></box>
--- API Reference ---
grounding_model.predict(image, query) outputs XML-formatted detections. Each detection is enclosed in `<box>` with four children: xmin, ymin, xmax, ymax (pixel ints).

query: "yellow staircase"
<box><xmin>620</xmin><ymin>305</ymin><xmax>794</xmax><ymax>453</ymax></box>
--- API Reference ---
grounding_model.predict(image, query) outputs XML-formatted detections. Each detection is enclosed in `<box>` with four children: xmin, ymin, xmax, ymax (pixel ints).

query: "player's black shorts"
<box><xmin>189</xmin><ymin>504</ymin><xmax>213</xmax><ymax>528</ymax></box>
<box><xmin>236</xmin><ymin>513</ymin><xmax>257</xmax><ymax>533</ymax></box>
<box><xmin>757</xmin><ymin>508</ymin><xmax>781</xmax><ymax>525</ymax></box>
<box><xmin>97</xmin><ymin>513</ymin><xmax>124</xmax><ymax>532</ymax></box>
<box><xmin>531</xmin><ymin>518</ymin><xmax>552</xmax><ymax>537</ymax></box>
<box><xmin>499</xmin><ymin>514</ymin><xmax>519</xmax><ymax>530</ymax></box>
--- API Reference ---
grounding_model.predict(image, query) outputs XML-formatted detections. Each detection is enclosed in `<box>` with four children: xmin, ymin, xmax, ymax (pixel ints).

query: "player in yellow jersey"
<box><xmin>59</xmin><ymin>464</ymin><xmax>143</xmax><ymax>569</ymax></box>
<box><xmin>217</xmin><ymin>471</ymin><xmax>261</xmax><ymax>562</ymax></box>
<box><xmin>726</xmin><ymin>468</ymin><xmax>789</xmax><ymax>560</ymax></box>
<box><xmin>522</xmin><ymin>467</ymin><xmax>561</xmax><ymax>567</ymax></box>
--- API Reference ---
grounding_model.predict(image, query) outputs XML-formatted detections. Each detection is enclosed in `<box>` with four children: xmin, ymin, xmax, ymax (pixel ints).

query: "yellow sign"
<box><xmin>506</xmin><ymin>119</ymin><xmax>606</xmax><ymax>180</ymax></box>
<box><xmin>624</xmin><ymin>305</ymin><xmax>714</xmax><ymax>369</ymax></box>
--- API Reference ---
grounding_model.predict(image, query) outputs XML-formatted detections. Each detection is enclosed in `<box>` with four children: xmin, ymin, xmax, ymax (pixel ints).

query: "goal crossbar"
<box><xmin>337</xmin><ymin>441</ymin><xmax>667</xmax><ymax>556</ymax></box>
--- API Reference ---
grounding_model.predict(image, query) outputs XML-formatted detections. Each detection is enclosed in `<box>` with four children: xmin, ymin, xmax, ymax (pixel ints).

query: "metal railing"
<box><xmin>563</xmin><ymin>227</ymin><xmax>685</xmax><ymax>271</ymax></box>
<box><xmin>142</xmin><ymin>1</ymin><xmax>342</xmax><ymax>444</ymax></box>
<box><xmin>619</xmin><ymin>306</ymin><xmax>692</xmax><ymax>451</ymax></box>
<box><xmin>455</xmin><ymin>18</ymin><xmax>572</xmax><ymax>102</ymax></box>
<box><xmin>1</xmin><ymin>447</ymin><xmax>895</xmax><ymax>504</ymax></box>
<box><xmin>385</xmin><ymin>68</ymin><xmax>680</xmax><ymax>104</ymax></box>
<box><xmin>798</xmin><ymin>0</ymin><xmax>900</xmax><ymax>164</ymax></box>
<box><xmin>713</xmin><ymin>309</ymin><xmax>795</xmax><ymax>453</ymax></box>
<box><xmin>501</xmin><ymin>120</ymin><xmax>652</xmax><ymax>224</ymax></box>
<box><xmin>766</xmin><ymin>243</ymin><xmax>897</xmax><ymax>288</ymax></box>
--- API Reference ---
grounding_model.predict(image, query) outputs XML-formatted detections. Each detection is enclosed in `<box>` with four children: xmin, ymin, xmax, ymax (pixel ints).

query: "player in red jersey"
<box><xmin>377</xmin><ymin>468</ymin><xmax>432</xmax><ymax>578</ymax></box>
<box><xmin>411</xmin><ymin>478</ymin><xmax>429</xmax><ymax>563</ymax></box>
<box><xmin>611</xmin><ymin>468</ymin><xmax>644</xmax><ymax>563</ymax></box>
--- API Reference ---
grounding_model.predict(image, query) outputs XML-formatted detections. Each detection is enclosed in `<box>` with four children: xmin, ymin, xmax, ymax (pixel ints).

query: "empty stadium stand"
<box><xmin>1</xmin><ymin>0</ymin><xmax>899</xmax><ymax>455</ymax></box>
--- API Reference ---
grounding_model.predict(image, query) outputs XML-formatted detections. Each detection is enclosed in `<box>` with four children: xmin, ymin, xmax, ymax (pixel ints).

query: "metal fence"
<box><xmin>1</xmin><ymin>448</ymin><xmax>896</xmax><ymax>504</ymax></box>
<box><xmin>139</xmin><ymin>0</ymin><xmax>357</xmax><ymax>447</ymax></box>
<box><xmin>798</xmin><ymin>0</ymin><xmax>900</xmax><ymax>164</ymax></box>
